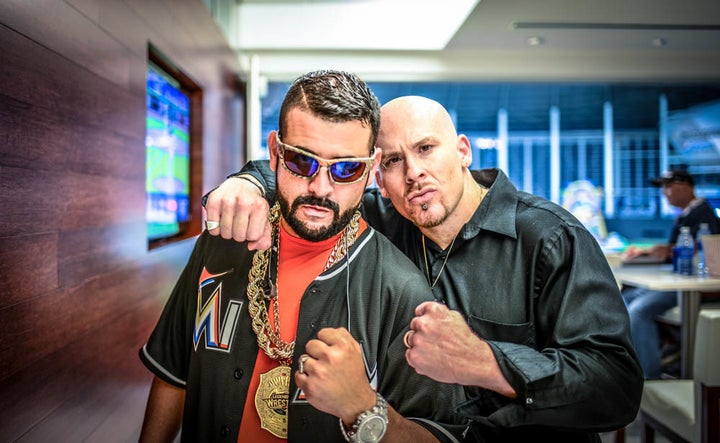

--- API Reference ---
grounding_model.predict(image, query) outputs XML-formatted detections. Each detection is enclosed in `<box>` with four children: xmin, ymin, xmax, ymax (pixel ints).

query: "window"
<box><xmin>259</xmin><ymin>81</ymin><xmax>720</xmax><ymax>240</ymax></box>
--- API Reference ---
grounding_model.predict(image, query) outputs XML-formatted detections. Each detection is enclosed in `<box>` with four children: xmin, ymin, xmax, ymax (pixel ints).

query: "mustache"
<box><xmin>406</xmin><ymin>181</ymin><xmax>427</xmax><ymax>195</ymax></box>
<box><xmin>291</xmin><ymin>195</ymin><xmax>339</xmax><ymax>214</ymax></box>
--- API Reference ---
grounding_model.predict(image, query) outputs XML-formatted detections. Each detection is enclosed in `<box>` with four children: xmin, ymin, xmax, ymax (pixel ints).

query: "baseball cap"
<box><xmin>649</xmin><ymin>170</ymin><xmax>695</xmax><ymax>187</ymax></box>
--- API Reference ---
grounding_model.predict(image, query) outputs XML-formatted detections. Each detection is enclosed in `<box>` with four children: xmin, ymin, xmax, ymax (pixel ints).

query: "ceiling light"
<box><xmin>235</xmin><ymin>0</ymin><xmax>480</xmax><ymax>51</ymax></box>
<box><xmin>527</xmin><ymin>36</ymin><xmax>544</xmax><ymax>46</ymax></box>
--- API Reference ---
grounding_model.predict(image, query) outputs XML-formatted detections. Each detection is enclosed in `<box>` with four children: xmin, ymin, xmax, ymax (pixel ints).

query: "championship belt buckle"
<box><xmin>255</xmin><ymin>365</ymin><xmax>291</xmax><ymax>438</ymax></box>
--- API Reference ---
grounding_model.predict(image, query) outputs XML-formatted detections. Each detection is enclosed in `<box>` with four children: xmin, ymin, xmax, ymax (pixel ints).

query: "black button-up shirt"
<box><xmin>362</xmin><ymin>168</ymin><xmax>642</xmax><ymax>442</ymax></box>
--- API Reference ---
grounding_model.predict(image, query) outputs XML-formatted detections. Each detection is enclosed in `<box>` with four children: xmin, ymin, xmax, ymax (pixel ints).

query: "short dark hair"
<box><xmin>278</xmin><ymin>70</ymin><xmax>380</xmax><ymax>153</ymax></box>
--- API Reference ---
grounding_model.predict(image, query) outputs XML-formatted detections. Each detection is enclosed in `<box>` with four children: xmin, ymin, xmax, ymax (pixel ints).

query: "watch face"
<box><xmin>357</xmin><ymin>415</ymin><xmax>387</xmax><ymax>442</ymax></box>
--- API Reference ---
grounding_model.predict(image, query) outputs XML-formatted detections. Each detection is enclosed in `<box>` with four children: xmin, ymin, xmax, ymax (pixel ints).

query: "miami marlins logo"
<box><xmin>193</xmin><ymin>267</ymin><xmax>243</xmax><ymax>353</ymax></box>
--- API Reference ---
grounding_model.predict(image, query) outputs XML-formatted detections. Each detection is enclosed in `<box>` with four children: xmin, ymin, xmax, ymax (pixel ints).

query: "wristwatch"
<box><xmin>339</xmin><ymin>392</ymin><xmax>388</xmax><ymax>442</ymax></box>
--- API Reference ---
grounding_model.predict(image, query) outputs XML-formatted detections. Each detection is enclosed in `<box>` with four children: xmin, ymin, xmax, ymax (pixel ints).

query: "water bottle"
<box><xmin>696</xmin><ymin>222</ymin><xmax>711</xmax><ymax>278</ymax></box>
<box><xmin>672</xmin><ymin>245</ymin><xmax>681</xmax><ymax>273</ymax></box>
<box><xmin>676</xmin><ymin>226</ymin><xmax>694</xmax><ymax>276</ymax></box>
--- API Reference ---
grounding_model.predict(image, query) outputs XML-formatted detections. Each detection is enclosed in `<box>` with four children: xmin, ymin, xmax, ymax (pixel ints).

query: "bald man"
<box><xmin>203</xmin><ymin>96</ymin><xmax>643</xmax><ymax>442</ymax></box>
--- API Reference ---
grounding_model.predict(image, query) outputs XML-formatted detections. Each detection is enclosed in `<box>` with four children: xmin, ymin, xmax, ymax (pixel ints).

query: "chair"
<box><xmin>639</xmin><ymin>308</ymin><xmax>720</xmax><ymax>442</ymax></box>
<box><xmin>654</xmin><ymin>306</ymin><xmax>682</xmax><ymax>379</ymax></box>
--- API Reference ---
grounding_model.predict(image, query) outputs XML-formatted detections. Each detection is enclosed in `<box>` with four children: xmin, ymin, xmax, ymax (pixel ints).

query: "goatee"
<box><xmin>279</xmin><ymin>194</ymin><xmax>357</xmax><ymax>241</ymax></box>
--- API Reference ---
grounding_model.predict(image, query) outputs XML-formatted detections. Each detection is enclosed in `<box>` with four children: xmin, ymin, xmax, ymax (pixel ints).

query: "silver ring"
<box><xmin>205</xmin><ymin>220</ymin><xmax>220</xmax><ymax>230</ymax></box>
<box><xmin>403</xmin><ymin>330</ymin><xmax>414</xmax><ymax>349</ymax></box>
<box><xmin>298</xmin><ymin>355</ymin><xmax>309</xmax><ymax>374</ymax></box>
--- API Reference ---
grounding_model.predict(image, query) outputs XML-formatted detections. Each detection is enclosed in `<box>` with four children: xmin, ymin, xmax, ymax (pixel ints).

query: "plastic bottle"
<box><xmin>696</xmin><ymin>222</ymin><xmax>711</xmax><ymax>278</ymax></box>
<box><xmin>676</xmin><ymin>226</ymin><xmax>695</xmax><ymax>276</ymax></box>
<box><xmin>672</xmin><ymin>245</ymin><xmax>681</xmax><ymax>273</ymax></box>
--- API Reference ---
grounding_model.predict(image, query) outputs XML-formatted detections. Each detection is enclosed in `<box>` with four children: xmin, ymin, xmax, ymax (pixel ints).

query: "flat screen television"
<box><xmin>145</xmin><ymin>60</ymin><xmax>191</xmax><ymax>243</ymax></box>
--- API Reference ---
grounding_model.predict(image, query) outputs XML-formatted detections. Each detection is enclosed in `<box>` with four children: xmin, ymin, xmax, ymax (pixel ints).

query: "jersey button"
<box><xmin>220</xmin><ymin>425</ymin><xmax>230</xmax><ymax>437</ymax></box>
<box><xmin>234</xmin><ymin>368</ymin><xmax>244</xmax><ymax>379</ymax></box>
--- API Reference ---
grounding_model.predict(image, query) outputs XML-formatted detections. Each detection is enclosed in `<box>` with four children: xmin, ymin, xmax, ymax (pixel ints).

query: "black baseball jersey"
<box><xmin>140</xmin><ymin>227</ymin><xmax>467</xmax><ymax>442</ymax></box>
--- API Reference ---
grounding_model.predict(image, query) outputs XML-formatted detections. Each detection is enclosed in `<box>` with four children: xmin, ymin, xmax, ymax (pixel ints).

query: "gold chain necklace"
<box><xmin>422</xmin><ymin>234</ymin><xmax>456</xmax><ymax>289</ymax></box>
<box><xmin>247</xmin><ymin>203</ymin><xmax>360</xmax><ymax>438</ymax></box>
<box><xmin>246</xmin><ymin>202</ymin><xmax>361</xmax><ymax>365</ymax></box>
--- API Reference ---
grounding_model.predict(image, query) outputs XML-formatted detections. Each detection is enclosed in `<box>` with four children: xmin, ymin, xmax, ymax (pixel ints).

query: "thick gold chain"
<box><xmin>324</xmin><ymin>209</ymin><xmax>360</xmax><ymax>271</ymax></box>
<box><xmin>247</xmin><ymin>202</ymin><xmax>361</xmax><ymax>365</ymax></box>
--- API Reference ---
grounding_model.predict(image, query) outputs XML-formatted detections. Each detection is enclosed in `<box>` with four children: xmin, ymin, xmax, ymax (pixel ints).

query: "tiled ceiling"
<box><xmin>225</xmin><ymin>0</ymin><xmax>720</xmax><ymax>82</ymax></box>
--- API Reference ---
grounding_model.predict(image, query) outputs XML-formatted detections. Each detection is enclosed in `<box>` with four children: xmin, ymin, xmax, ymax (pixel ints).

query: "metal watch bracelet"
<box><xmin>339</xmin><ymin>392</ymin><xmax>388</xmax><ymax>443</ymax></box>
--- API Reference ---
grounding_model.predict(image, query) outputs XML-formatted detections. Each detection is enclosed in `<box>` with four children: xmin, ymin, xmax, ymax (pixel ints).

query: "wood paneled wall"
<box><xmin>0</xmin><ymin>1</ymin><xmax>244</xmax><ymax>440</ymax></box>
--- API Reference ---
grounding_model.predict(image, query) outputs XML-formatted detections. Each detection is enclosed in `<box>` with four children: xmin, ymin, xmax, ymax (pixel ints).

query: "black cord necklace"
<box><xmin>421</xmin><ymin>234</ymin><xmax>456</xmax><ymax>289</ymax></box>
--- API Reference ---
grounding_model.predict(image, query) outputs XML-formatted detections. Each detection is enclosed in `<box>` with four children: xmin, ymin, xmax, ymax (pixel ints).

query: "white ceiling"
<box><xmin>226</xmin><ymin>0</ymin><xmax>720</xmax><ymax>82</ymax></box>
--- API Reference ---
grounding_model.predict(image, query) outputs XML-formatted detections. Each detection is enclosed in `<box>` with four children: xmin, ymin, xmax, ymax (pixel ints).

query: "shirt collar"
<box><xmin>680</xmin><ymin>197</ymin><xmax>704</xmax><ymax>216</ymax></box>
<box><xmin>462</xmin><ymin>168</ymin><xmax>518</xmax><ymax>241</ymax></box>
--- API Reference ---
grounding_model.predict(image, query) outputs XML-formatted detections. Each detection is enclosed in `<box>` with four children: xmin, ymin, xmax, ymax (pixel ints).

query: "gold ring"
<box><xmin>205</xmin><ymin>220</ymin><xmax>220</xmax><ymax>230</ymax></box>
<box><xmin>403</xmin><ymin>330</ymin><xmax>414</xmax><ymax>349</ymax></box>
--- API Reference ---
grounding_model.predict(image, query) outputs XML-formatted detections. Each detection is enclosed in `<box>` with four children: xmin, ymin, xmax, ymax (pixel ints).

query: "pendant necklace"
<box><xmin>421</xmin><ymin>184</ymin><xmax>485</xmax><ymax>290</ymax></box>
<box><xmin>421</xmin><ymin>234</ymin><xmax>456</xmax><ymax>289</ymax></box>
<box><xmin>246</xmin><ymin>202</ymin><xmax>361</xmax><ymax>438</ymax></box>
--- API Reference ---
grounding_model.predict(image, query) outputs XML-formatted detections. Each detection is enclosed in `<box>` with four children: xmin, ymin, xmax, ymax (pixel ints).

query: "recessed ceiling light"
<box><xmin>527</xmin><ymin>36</ymin><xmax>544</xmax><ymax>46</ymax></box>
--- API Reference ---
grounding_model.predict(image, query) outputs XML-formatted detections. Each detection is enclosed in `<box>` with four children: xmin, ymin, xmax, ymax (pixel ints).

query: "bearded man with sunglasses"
<box><xmin>138</xmin><ymin>71</ymin><xmax>466</xmax><ymax>443</ymax></box>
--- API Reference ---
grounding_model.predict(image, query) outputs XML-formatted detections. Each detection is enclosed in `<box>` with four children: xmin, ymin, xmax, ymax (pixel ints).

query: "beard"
<box><xmin>412</xmin><ymin>204</ymin><xmax>448</xmax><ymax>229</ymax></box>
<box><xmin>278</xmin><ymin>193</ymin><xmax>359</xmax><ymax>242</ymax></box>
<box><xmin>404</xmin><ymin>185</ymin><xmax>449</xmax><ymax>229</ymax></box>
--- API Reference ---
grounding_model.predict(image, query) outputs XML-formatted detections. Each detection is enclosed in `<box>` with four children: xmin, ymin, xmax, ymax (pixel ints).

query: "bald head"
<box><xmin>379</xmin><ymin>96</ymin><xmax>457</xmax><ymax>143</ymax></box>
<box><xmin>373</xmin><ymin>95</ymin><xmax>477</xmax><ymax>245</ymax></box>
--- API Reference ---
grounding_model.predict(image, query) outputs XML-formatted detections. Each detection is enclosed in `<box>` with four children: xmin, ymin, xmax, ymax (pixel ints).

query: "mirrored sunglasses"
<box><xmin>276</xmin><ymin>134</ymin><xmax>375</xmax><ymax>184</ymax></box>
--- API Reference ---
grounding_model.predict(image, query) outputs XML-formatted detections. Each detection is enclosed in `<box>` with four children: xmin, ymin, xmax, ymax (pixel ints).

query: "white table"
<box><xmin>612</xmin><ymin>264</ymin><xmax>720</xmax><ymax>378</ymax></box>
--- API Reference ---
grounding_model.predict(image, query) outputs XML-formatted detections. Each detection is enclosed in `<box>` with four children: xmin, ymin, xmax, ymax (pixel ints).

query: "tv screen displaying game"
<box><xmin>145</xmin><ymin>61</ymin><xmax>191</xmax><ymax>242</ymax></box>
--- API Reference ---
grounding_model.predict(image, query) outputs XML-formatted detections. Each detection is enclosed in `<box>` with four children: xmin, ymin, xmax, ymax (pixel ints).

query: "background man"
<box><xmin>139</xmin><ymin>74</ymin><xmax>465</xmax><ymax>442</ymax></box>
<box><xmin>622</xmin><ymin>169</ymin><xmax>720</xmax><ymax>378</ymax></box>
<box><xmin>204</xmin><ymin>95</ymin><xmax>643</xmax><ymax>441</ymax></box>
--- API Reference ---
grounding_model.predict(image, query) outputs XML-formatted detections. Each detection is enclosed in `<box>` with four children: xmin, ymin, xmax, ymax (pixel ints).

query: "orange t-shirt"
<box><xmin>237</xmin><ymin>217</ymin><xmax>367</xmax><ymax>442</ymax></box>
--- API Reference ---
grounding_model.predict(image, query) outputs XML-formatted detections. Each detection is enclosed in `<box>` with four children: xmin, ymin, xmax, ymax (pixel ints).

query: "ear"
<box><xmin>366</xmin><ymin>148</ymin><xmax>382</xmax><ymax>188</ymax></box>
<box><xmin>457</xmin><ymin>134</ymin><xmax>472</xmax><ymax>169</ymax></box>
<box><xmin>375</xmin><ymin>158</ymin><xmax>390</xmax><ymax>199</ymax></box>
<box><xmin>268</xmin><ymin>131</ymin><xmax>279</xmax><ymax>172</ymax></box>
